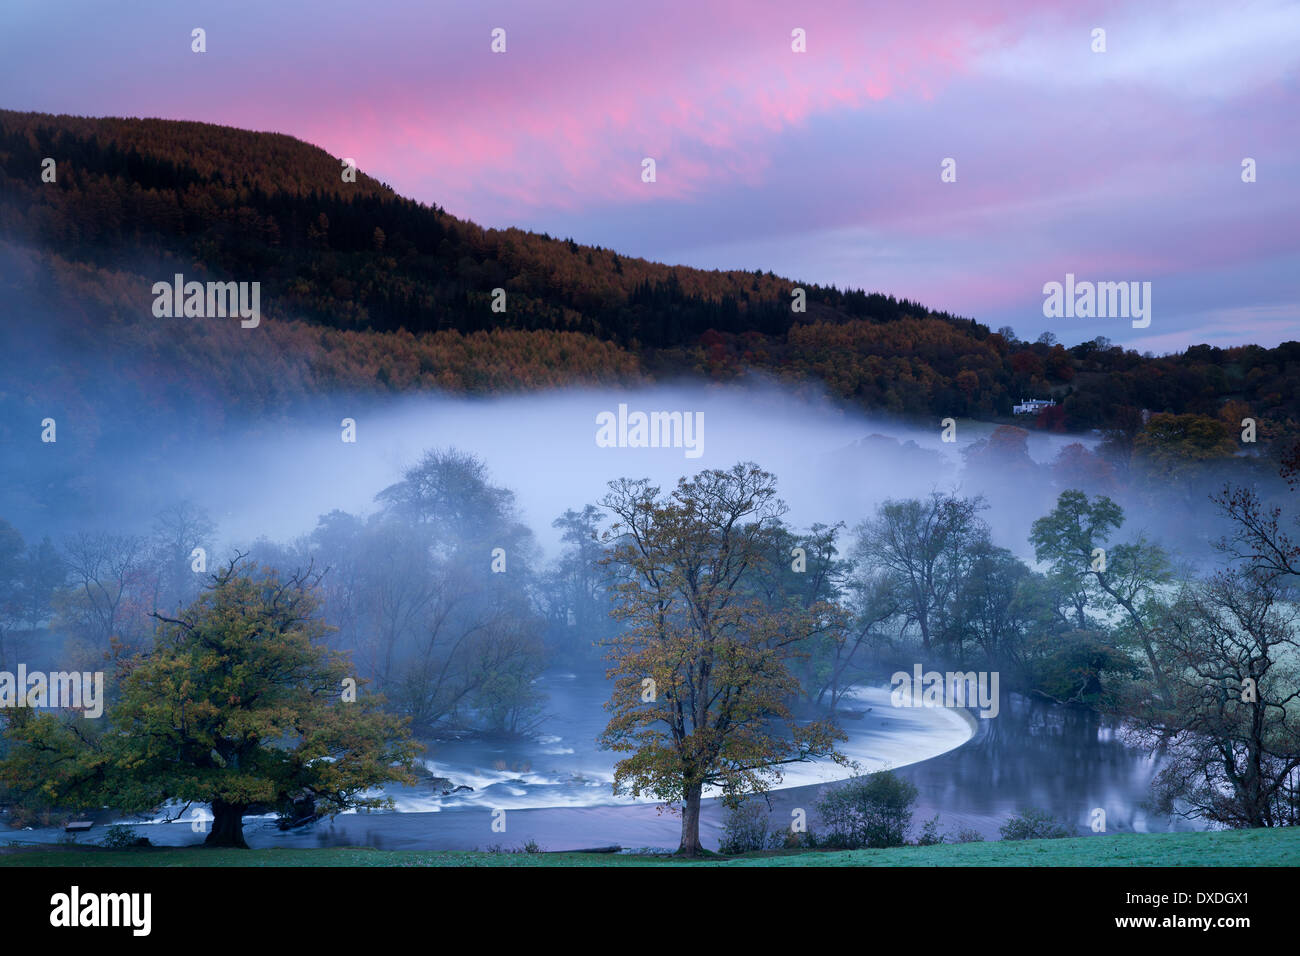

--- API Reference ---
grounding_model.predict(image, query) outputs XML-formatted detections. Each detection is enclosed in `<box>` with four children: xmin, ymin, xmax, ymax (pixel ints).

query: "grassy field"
<box><xmin>1</xmin><ymin>826</ymin><xmax>1295</xmax><ymax>867</ymax></box>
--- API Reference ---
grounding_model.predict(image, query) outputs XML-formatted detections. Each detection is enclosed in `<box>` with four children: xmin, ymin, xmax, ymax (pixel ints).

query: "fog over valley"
<box><xmin>3</xmin><ymin>378</ymin><xmax>1113</xmax><ymax>560</ymax></box>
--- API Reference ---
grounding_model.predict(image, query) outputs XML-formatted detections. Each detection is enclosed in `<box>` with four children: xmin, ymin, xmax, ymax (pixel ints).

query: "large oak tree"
<box><xmin>0</xmin><ymin>558</ymin><xmax>419</xmax><ymax>847</ymax></box>
<box><xmin>598</xmin><ymin>463</ymin><xmax>845</xmax><ymax>856</ymax></box>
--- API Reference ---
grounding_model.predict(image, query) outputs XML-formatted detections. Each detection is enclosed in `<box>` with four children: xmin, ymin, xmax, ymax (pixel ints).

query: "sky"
<box><xmin>2</xmin><ymin>0</ymin><xmax>1298</xmax><ymax>351</ymax></box>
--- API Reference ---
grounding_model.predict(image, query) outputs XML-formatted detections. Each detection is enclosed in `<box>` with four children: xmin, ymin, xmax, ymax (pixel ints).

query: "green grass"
<box><xmin>2</xmin><ymin>826</ymin><xmax>1295</xmax><ymax>866</ymax></box>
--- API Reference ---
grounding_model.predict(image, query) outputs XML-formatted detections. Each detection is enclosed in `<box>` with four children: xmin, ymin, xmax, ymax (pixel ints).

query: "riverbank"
<box><xmin>1</xmin><ymin>827</ymin><xmax>1292</xmax><ymax>867</ymax></box>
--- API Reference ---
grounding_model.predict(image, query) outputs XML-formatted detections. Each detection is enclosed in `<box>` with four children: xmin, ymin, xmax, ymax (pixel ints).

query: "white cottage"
<box><xmin>1012</xmin><ymin>398</ymin><xmax>1057</xmax><ymax>415</ymax></box>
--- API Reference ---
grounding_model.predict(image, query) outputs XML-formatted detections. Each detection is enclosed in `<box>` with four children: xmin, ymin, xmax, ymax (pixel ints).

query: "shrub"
<box><xmin>482</xmin><ymin>840</ymin><xmax>543</xmax><ymax>854</ymax></box>
<box><xmin>100</xmin><ymin>824</ymin><xmax>152</xmax><ymax>849</ymax></box>
<box><xmin>915</xmin><ymin>814</ymin><xmax>944</xmax><ymax>846</ymax></box>
<box><xmin>719</xmin><ymin>800</ymin><xmax>771</xmax><ymax>855</ymax></box>
<box><xmin>953</xmin><ymin>827</ymin><xmax>986</xmax><ymax>843</ymax></box>
<box><xmin>770</xmin><ymin>827</ymin><xmax>817</xmax><ymax>850</ymax></box>
<box><xmin>999</xmin><ymin>808</ymin><xmax>1073</xmax><ymax>841</ymax></box>
<box><xmin>816</xmin><ymin>771</ymin><xmax>919</xmax><ymax>849</ymax></box>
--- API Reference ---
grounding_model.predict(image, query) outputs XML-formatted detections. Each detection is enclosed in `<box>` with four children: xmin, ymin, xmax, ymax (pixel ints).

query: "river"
<box><xmin>0</xmin><ymin>675</ymin><xmax>1199</xmax><ymax>852</ymax></box>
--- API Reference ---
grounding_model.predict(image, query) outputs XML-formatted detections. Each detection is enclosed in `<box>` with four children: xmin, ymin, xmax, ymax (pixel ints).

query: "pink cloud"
<box><xmin>252</xmin><ymin>0</ymin><xmax>1040</xmax><ymax>216</ymax></box>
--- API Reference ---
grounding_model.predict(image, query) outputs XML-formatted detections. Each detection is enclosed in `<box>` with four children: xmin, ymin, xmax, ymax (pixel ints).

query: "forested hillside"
<box><xmin>1</xmin><ymin>108</ymin><xmax>1297</xmax><ymax>455</ymax></box>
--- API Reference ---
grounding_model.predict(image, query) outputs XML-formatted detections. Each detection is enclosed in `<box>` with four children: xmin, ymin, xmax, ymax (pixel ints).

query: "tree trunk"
<box><xmin>678</xmin><ymin>782</ymin><xmax>704</xmax><ymax>856</ymax></box>
<box><xmin>204</xmin><ymin>799</ymin><xmax>249</xmax><ymax>848</ymax></box>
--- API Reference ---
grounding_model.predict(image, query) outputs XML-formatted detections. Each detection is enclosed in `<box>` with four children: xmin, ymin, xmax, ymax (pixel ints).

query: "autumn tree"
<box><xmin>0</xmin><ymin>558</ymin><xmax>419</xmax><ymax>847</ymax></box>
<box><xmin>1128</xmin><ymin>567</ymin><xmax>1300</xmax><ymax>827</ymax></box>
<box><xmin>598</xmin><ymin>463</ymin><xmax>845</xmax><ymax>856</ymax></box>
<box><xmin>1029</xmin><ymin>491</ymin><xmax>1172</xmax><ymax>696</ymax></box>
<box><xmin>541</xmin><ymin>505</ymin><xmax>612</xmax><ymax>664</ymax></box>
<box><xmin>148</xmin><ymin>500</ymin><xmax>216</xmax><ymax>615</ymax></box>
<box><xmin>1128</xmin><ymin>453</ymin><xmax>1300</xmax><ymax>826</ymax></box>
<box><xmin>853</xmin><ymin>492</ymin><xmax>986</xmax><ymax>652</ymax></box>
<box><xmin>58</xmin><ymin>531</ymin><xmax>149</xmax><ymax>652</ymax></box>
<box><xmin>365</xmin><ymin>448</ymin><xmax>547</xmax><ymax>733</ymax></box>
<box><xmin>1134</xmin><ymin>413</ymin><xmax>1238</xmax><ymax>485</ymax></box>
<box><xmin>18</xmin><ymin>535</ymin><xmax>65</xmax><ymax>633</ymax></box>
<box><xmin>0</xmin><ymin>521</ymin><xmax>64</xmax><ymax>678</ymax></box>
<box><xmin>1051</xmin><ymin>442</ymin><xmax>1117</xmax><ymax>495</ymax></box>
<box><xmin>1213</xmin><ymin>483</ymin><xmax>1300</xmax><ymax>586</ymax></box>
<box><xmin>0</xmin><ymin>519</ymin><xmax>24</xmax><ymax>668</ymax></box>
<box><xmin>818</xmin><ymin>566</ymin><xmax>899</xmax><ymax>710</ymax></box>
<box><xmin>942</xmin><ymin>539</ymin><xmax>1035</xmax><ymax>663</ymax></box>
<box><xmin>750</xmin><ymin>522</ymin><xmax>859</xmax><ymax>709</ymax></box>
